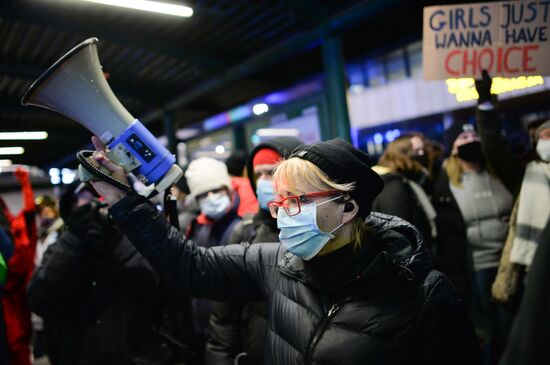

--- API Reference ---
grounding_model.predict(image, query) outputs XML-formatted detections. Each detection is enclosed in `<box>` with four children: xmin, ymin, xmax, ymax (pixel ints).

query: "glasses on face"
<box><xmin>267</xmin><ymin>190</ymin><xmax>341</xmax><ymax>219</ymax></box>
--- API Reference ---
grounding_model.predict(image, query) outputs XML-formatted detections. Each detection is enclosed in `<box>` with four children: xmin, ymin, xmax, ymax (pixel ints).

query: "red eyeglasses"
<box><xmin>267</xmin><ymin>190</ymin><xmax>341</xmax><ymax>218</ymax></box>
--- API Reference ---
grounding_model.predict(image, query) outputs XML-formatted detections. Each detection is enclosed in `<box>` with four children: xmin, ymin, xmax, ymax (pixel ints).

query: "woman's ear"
<box><xmin>342</xmin><ymin>199</ymin><xmax>358</xmax><ymax>224</ymax></box>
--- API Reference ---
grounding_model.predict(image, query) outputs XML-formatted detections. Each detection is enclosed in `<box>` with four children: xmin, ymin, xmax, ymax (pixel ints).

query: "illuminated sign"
<box><xmin>446</xmin><ymin>75</ymin><xmax>545</xmax><ymax>102</ymax></box>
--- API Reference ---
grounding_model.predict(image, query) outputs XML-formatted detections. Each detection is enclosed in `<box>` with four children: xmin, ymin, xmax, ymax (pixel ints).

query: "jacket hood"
<box><xmin>277</xmin><ymin>212</ymin><xmax>433</xmax><ymax>296</ymax></box>
<box><xmin>246</xmin><ymin>137</ymin><xmax>303</xmax><ymax>196</ymax></box>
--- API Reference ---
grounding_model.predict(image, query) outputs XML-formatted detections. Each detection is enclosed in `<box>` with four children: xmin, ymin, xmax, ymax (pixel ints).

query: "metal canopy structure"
<box><xmin>0</xmin><ymin>0</ymin><xmax>445</xmax><ymax>168</ymax></box>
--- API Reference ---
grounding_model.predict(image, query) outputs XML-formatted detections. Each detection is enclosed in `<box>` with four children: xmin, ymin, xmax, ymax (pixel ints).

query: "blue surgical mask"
<box><xmin>277</xmin><ymin>195</ymin><xmax>343</xmax><ymax>260</ymax></box>
<box><xmin>199</xmin><ymin>193</ymin><xmax>231</xmax><ymax>219</ymax></box>
<box><xmin>256</xmin><ymin>179</ymin><xmax>276</xmax><ymax>210</ymax></box>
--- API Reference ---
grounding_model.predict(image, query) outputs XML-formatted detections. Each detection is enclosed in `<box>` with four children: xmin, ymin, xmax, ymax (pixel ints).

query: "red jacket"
<box><xmin>1</xmin><ymin>168</ymin><xmax>36</xmax><ymax>365</ymax></box>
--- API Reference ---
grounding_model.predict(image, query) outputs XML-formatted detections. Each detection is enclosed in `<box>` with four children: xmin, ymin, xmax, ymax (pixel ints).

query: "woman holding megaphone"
<box><xmin>88</xmin><ymin>136</ymin><xmax>482</xmax><ymax>365</ymax></box>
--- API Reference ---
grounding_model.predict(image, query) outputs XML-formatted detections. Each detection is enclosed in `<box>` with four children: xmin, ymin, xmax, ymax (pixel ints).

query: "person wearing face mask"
<box><xmin>205</xmin><ymin>136</ymin><xmax>302</xmax><ymax>365</ymax></box>
<box><xmin>473</xmin><ymin>73</ymin><xmax>550</xmax><ymax>271</ymax></box>
<box><xmin>86</xmin><ymin>136</ymin><xmax>482</xmax><ymax>365</ymax></box>
<box><xmin>184</xmin><ymin>157</ymin><xmax>241</xmax><ymax>247</ymax></box>
<box><xmin>372</xmin><ymin>134</ymin><xmax>437</xmax><ymax>249</ymax></box>
<box><xmin>183</xmin><ymin>157</ymin><xmax>242</xmax><ymax>360</ymax></box>
<box><xmin>472</xmin><ymin>72</ymin><xmax>550</xmax><ymax>365</ymax></box>
<box><xmin>472</xmin><ymin>73</ymin><xmax>550</xmax><ymax>315</ymax></box>
<box><xmin>432</xmin><ymin>119</ymin><xmax>515</xmax><ymax>365</ymax></box>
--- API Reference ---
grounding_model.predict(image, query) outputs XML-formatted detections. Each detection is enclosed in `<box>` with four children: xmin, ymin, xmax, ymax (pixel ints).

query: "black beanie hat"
<box><xmin>246</xmin><ymin>136</ymin><xmax>304</xmax><ymax>196</ymax></box>
<box><xmin>290</xmin><ymin>138</ymin><xmax>384</xmax><ymax>218</ymax></box>
<box><xmin>444</xmin><ymin>122</ymin><xmax>476</xmax><ymax>153</ymax></box>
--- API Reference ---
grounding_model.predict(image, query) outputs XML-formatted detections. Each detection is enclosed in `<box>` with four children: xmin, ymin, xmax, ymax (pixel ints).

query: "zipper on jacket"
<box><xmin>304</xmin><ymin>303</ymin><xmax>342</xmax><ymax>364</ymax></box>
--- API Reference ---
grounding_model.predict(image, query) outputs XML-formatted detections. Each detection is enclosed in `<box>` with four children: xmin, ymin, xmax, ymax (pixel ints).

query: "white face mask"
<box><xmin>199</xmin><ymin>193</ymin><xmax>231</xmax><ymax>219</ymax></box>
<box><xmin>537</xmin><ymin>139</ymin><xmax>550</xmax><ymax>162</ymax></box>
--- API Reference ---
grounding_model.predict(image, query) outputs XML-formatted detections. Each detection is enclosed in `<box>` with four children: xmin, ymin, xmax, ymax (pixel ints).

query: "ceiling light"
<box><xmin>215</xmin><ymin>145</ymin><xmax>226</xmax><ymax>154</ymax></box>
<box><xmin>252</xmin><ymin>103</ymin><xmax>269</xmax><ymax>116</ymax></box>
<box><xmin>255</xmin><ymin>128</ymin><xmax>299</xmax><ymax>137</ymax></box>
<box><xmin>0</xmin><ymin>159</ymin><xmax>12</xmax><ymax>167</ymax></box>
<box><xmin>82</xmin><ymin>0</ymin><xmax>193</xmax><ymax>17</ymax></box>
<box><xmin>0</xmin><ymin>131</ymin><xmax>48</xmax><ymax>140</ymax></box>
<box><xmin>0</xmin><ymin>147</ymin><xmax>25</xmax><ymax>155</ymax></box>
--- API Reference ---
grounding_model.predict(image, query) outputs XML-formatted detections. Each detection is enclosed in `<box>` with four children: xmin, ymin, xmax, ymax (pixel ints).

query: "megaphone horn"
<box><xmin>21</xmin><ymin>37</ymin><xmax>182</xmax><ymax>193</ymax></box>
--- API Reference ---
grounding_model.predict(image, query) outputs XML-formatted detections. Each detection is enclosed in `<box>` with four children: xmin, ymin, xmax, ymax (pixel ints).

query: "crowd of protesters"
<box><xmin>0</xmin><ymin>72</ymin><xmax>548</xmax><ymax>365</ymax></box>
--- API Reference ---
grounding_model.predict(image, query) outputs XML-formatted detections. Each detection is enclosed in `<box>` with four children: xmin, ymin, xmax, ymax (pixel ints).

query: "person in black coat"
<box><xmin>205</xmin><ymin>136</ymin><xmax>302</xmax><ymax>365</ymax></box>
<box><xmin>27</xmin><ymin>183</ymin><xmax>173</xmax><ymax>365</ymax></box>
<box><xmin>88</xmin><ymin>137</ymin><xmax>482</xmax><ymax>365</ymax></box>
<box><xmin>372</xmin><ymin>134</ymin><xmax>437</xmax><ymax>249</ymax></box>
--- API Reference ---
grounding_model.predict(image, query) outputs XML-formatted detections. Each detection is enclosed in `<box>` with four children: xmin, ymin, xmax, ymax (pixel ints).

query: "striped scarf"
<box><xmin>510</xmin><ymin>161</ymin><xmax>550</xmax><ymax>266</ymax></box>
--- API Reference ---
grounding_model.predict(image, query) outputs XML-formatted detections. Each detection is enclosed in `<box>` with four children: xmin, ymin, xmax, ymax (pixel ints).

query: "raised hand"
<box><xmin>87</xmin><ymin>136</ymin><xmax>129</xmax><ymax>206</ymax></box>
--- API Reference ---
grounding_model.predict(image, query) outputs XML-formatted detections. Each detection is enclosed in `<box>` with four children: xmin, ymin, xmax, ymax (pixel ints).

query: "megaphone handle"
<box><xmin>76</xmin><ymin>150</ymin><xmax>132</xmax><ymax>193</ymax></box>
<box><xmin>163</xmin><ymin>189</ymin><xmax>180</xmax><ymax>230</ymax></box>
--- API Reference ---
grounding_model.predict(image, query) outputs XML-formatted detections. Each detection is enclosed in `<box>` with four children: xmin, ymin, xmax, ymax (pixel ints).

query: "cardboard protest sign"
<box><xmin>423</xmin><ymin>1</ymin><xmax>550</xmax><ymax>80</ymax></box>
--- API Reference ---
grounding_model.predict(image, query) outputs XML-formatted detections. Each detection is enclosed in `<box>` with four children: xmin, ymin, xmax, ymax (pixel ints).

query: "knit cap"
<box><xmin>185</xmin><ymin>157</ymin><xmax>232</xmax><ymax>199</ymax></box>
<box><xmin>246</xmin><ymin>136</ymin><xmax>303</xmax><ymax>196</ymax></box>
<box><xmin>535</xmin><ymin>120</ymin><xmax>550</xmax><ymax>141</ymax></box>
<box><xmin>290</xmin><ymin>139</ymin><xmax>383</xmax><ymax>218</ymax></box>
<box><xmin>252</xmin><ymin>148</ymin><xmax>281</xmax><ymax>167</ymax></box>
<box><xmin>444</xmin><ymin>122</ymin><xmax>476</xmax><ymax>153</ymax></box>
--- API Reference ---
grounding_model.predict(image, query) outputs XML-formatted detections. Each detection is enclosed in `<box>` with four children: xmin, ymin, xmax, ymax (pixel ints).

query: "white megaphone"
<box><xmin>21</xmin><ymin>37</ymin><xmax>182</xmax><ymax>194</ymax></box>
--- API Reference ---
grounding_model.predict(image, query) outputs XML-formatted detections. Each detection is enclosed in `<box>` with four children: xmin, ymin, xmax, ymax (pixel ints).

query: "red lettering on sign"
<box><xmin>445</xmin><ymin>46</ymin><xmax>540</xmax><ymax>77</ymax></box>
<box><xmin>497</xmin><ymin>48</ymin><xmax>503</xmax><ymax>74</ymax></box>
<box><xmin>478</xmin><ymin>48</ymin><xmax>494</xmax><ymax>73</ymax></box>
<box><xmin>445</xmin><ymin>50</ymin><xmax>461</xmax><ymax>76</ymax></box>
<box><xmin>522</xmin><ymin>44</ymin><xmax>539</xmax><ymax>72</ymax></box>
<box><xmin>504</xmin><ymin>47</ymin><xmax>521</xmax><ymax>73</ymax></box>
<box><xmin>463</xmin><ymin>49</ymin><xmax>477</xmax><ymax>75</ymax></box>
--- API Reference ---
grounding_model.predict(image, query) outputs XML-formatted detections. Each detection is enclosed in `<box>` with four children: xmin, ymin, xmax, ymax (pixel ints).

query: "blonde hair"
<box><xmin>274</xmin><ymin>157</ymin><xmax>367</xmax><ymax>249</ymax></box>
<box><xmin>444</xmin><ymin>155</ymin><xmax>464</xmax><ymax>187</ymax></box>
<box><xmin>378</xmin><ymin>135</ymin><xmax>423</xmax><ymax>175</ymax></box>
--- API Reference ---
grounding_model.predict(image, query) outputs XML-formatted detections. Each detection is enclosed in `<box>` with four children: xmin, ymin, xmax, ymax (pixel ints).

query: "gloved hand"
<box><xmin>475</xmin><ymin>69</ymin><xmax>496</xmax><ymax>105</ymax></box>
<box><xmin>66</xmin><ymin>202</ymin><xmax>120</xmax><ymax>256</ymax></box>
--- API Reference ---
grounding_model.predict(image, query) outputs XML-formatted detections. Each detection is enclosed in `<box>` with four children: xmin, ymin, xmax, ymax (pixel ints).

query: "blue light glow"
<box><xmin>228</xmin><ymin>106</ymin><xmax>252</xmax><ymax>122</ymax></box>
<box><xmin>203</xmin><ymin>114</ymin><xmax>229</xmax><ymax>131</ymax></box>
<box><xmin>373</xmin><ymin>133</ymin><xmax>383</xmax><ymax>144</ymax></box>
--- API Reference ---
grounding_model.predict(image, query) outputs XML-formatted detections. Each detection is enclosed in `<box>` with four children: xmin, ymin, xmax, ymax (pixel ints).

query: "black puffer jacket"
<box><xmin>109</xmin><ymin>194</ymin><xmax>481</xmax><ymax>365</ymax></box>
<box><xmin>27</xmin><ymin>216</ymin><xmax>163</xmax><ymax>365</ymax></box>
<box><xmin>206</xmin><ymin>209</ymin><xmax>279</xmax><ymax>365</ymax></box>
<box><xmin>205</xmin><ymin>136</ymin><xmax>303</xmax><ymax>365</ymax></box>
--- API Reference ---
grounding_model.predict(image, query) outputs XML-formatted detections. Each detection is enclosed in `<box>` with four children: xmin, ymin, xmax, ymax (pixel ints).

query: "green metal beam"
<box><xmin>322</xmin><ymin>36</ymin><xmax>351</xmax><ymax>142</ymax></box>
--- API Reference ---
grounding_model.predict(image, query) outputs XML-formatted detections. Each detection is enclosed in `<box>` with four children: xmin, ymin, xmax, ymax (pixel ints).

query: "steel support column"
<box><xmin>232</xmin><ymin>124</ymin><xmax>247</xmax><ymax>153</ymax></box>
<box><xmin>322</xmin><ymin>36</ymin><xmax>351</xmax><ymax>142</ymax></box>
